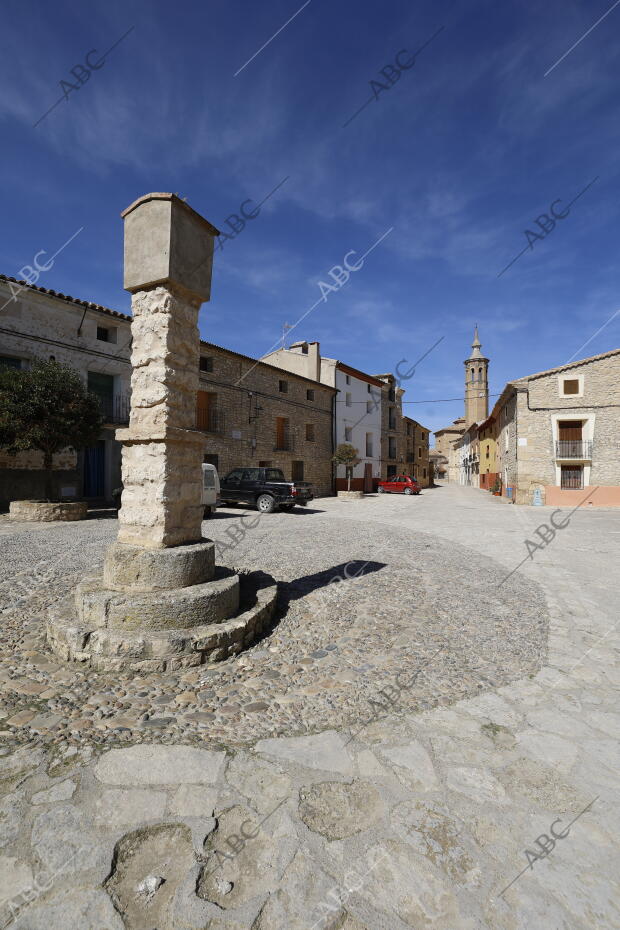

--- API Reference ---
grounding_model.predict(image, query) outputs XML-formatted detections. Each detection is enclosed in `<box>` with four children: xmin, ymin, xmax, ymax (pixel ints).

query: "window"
<box><xmin>388</xmin><ymin>387</ymin><xmax>395</xmax><ymax>402</ymax></box>
<box><xmin>345</xmin><ymin>392</ymin><xmax>352</xmax><ymax>407</ymax></box>
<box><xmin>423</xmin><ymin>467</ymin><xmax>427</xmax><ymax>478</ymax></box>
<box><xmin>305</xmin><ymin>423</ymin><xmax>315</xmax><ymax>441</ymax></box>
<box><xmin>292</xmin><ymin>460</ymin><xmax>304</xmax><ymax>481</ymax></box>
<box><xmin>345</xmin><ymin>426</ymin><xmax>352</xmax><ymax>442</ymax></box>
<box><xmin>407</xmin><ymin>422</ymin><xmax>412</xmax><ymax>436</ymax></box>
<box><xmin>200</xmin><ymin>356</ymin><xmax>213</xmax><ymax>373</ymax></box>
<box><xmin>562</xmin><ymin>378</ymin><xmax>579</xmax><ymax>395</ymax></box>
<box><xmin>388</xmin><ymin>408</ymin><xmax>396</xmax><ymax>429</ymax></box>
<box><xmin>306</xmin><ymin>389</ymin><xmax>315</xmax><ymax>401</ymax></box>
<box><xmin>87</xmin><ymin>371</ymin><xmax>114</xmax><ymax>419</ymax></box>
<box><xmin>345</xmin><ymin>374</ymin><xmax>351</xmax><ymax>385</ymax></box>
<box><xmin>279</xmin><ymin>380</ymin><xmax>288</xmax><ymax>393</ymax></box>
<box><xmin>266</xmin><ymin>468</ymin><xmax>286</xmax><ymax>481</ymax></box>
<box><xmin>418</xmin><ymin>447</ymin><xmax>422</xmax><ymax>458</ymax></box>
<box><xmin>258</xmin><ymin>460</ymin><xmax>272</xmax><ymax>467</ymax></box>
<box><xmin>365</xmin><ymin>433</ymin><xmax>373</xmax><ymax>457</ymax></box>
<box><xmin>0</xmin><ymin>355</ymin><xmax>21</xmax><ymax>369</ymax></box>
<box><xmin>471</xmin><ymin>368</ymin><xmax>474</xmax><ymax>382</ymax></box>
<box><xmin>421</xmin><ymin>432</ymin><xmax>425</xmax><ymax>440</ymax></box>
<box><xmin>388</xmin><ymin>437</ymin><xmax>396</xmax><ymax>459</ymax></box>
<box><xmin>203</xmin><ymin>454</ymin><xmax>219</xmax><ymax>469</ymax></box>
<box><xmin>561</xmin><ymin>465</ymin><xmax>583</xmax><ymax>489</ymax></box>
<box><xmin>96</xmin><ymin>325</ymin><xmax>117</xmax><ymax>344</ymax></box>
<box><xmin>367</xmin><ymin>383</ymin><xmax>371</xmax><ymax>393</ymax></box>
<box><xmin>366</xmin><ymin>400</ymin><xmax>372</xmax><ymax>414</ymax></box>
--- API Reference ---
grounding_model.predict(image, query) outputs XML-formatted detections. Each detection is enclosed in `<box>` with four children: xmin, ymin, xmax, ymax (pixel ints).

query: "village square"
<box><xmin>1</xmin><ymin>2</ymin><xmax>619</xmax><ymax>929</ymax></box>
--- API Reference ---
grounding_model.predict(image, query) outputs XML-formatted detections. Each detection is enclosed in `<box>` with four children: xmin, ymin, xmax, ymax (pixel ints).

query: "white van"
<box><xmin>202</xmin><ymin>463</ymin><xmax>221</xmax><ymax>517</ymax></box>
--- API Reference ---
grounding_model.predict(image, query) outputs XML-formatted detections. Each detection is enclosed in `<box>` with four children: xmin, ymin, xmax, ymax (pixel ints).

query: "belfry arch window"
<box><xmin>478</xmin><ymin>367</ymin><xmax>482</xmax><ymax>380</ymax></box>
<box><xmin>470</xmin><ymin>368</ymin><xmax>474</xmax><ymax>382</ymax></box>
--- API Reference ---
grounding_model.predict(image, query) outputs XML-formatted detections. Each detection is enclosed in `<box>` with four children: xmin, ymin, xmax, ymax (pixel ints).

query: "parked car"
<box><xmin>202</xmin><ymin>463</ymin><xmax>221</xmax><ymax>517</ymax></box>
<box><xmin>220</xmin><ymin>467</ymin><xmax>313</xmax><ymax>513</ymax></box>
<box><xmin>377</xmin><ymin>475</ymin><xmax>421</xmax><ymax>495</ymax></box>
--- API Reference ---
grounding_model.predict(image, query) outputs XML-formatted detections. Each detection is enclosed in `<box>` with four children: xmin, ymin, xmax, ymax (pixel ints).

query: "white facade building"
<box><xmin>322</xmin><ymin>358</ymin><xmax>383</xmax><ymax>490</ymax></box>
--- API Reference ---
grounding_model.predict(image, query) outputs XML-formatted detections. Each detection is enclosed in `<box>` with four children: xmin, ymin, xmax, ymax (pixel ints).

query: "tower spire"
<box><xmin>468</xmin><ymin>325</ymin><xmax>482</xmax><ymax>359</ymax></box>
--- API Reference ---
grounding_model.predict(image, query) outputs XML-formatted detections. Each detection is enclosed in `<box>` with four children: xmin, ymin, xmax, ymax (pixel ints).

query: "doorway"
<box><xmin>83</xmin><ymin>441</ymin><xmax>105</xmax><ymax>497</ymax></box>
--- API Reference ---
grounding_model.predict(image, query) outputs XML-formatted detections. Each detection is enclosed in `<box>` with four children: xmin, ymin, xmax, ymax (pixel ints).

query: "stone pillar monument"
<box><xmin>115</xmin><ymin>193</ymin><xmax>216</xmax><ymax>549</ymax></box>
<box><xmin>47</xmin><ymin>193</ymin><xmax>278</xmax><ymax>672</ymax></box>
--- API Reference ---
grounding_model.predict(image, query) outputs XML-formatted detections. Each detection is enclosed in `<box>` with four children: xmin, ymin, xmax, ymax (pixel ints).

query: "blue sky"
<box><xmin>2</xmin><ymin>0</ymin><xmax>620</xmax><ymax>438</ymax></box>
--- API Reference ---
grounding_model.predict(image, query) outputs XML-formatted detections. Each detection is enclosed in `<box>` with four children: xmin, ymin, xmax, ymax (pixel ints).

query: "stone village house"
<box><xmin>0</xmin><ymin>276</ymin><xmax>335</xmax><ymax>505</ymax></box>
<box><xmin>493</xmin><ymin>348</ymin><xmax>620</xmax><ymax>506</ymax></box>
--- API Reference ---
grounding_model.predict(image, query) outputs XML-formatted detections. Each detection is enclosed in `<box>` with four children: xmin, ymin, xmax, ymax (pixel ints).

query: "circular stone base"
<box><xmin>337</xmin><ymin>490</ymin><xmax>365</xmax><ymax>500</ymax></box>
<box><xmin>9</xmin><ymin>500</ymin><xmax>88</xmax><ymax>522</ymax></box>
<box><xmin>46</xmin><ymin>571</ymin><xmax>278</xmax><ymax>672</ymax></box>
<box><xmin>75</xmin><ymin>567</ymin><xmax>239</xmax><ymax>631</ymax></box>
<box><xmin>103</xmin><ymin>539</ymin><xmax>215</xmax><ymax>591</ymax></box>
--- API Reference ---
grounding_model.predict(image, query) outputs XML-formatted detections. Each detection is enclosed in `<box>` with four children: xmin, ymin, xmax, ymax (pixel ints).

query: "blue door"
<box><xmin>83</xmin><ymin>441</ymin><xmax>105</xmax><ymax>497</ymax></box>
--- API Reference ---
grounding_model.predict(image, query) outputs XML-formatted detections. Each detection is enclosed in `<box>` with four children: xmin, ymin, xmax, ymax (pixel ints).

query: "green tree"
<box><xmin>332</xmin><ymin>442</ymin><xmax>361</xmax><ymax>491</ymax></box>
<box><xmin>0</xmin><ymin>360</ymin><xmax>103</xmax><ymax>500</ymax></box>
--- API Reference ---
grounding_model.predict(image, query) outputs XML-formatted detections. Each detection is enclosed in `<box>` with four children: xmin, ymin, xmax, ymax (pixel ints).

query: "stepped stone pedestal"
<box><xmin>47</xmin><ymin>193</ymin><xmax>277</xmax><ymax>671</ymax></box>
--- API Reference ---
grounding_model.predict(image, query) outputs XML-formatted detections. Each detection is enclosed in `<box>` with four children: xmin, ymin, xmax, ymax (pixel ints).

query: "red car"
<box><xmin>377</xmin><ymin>475</ymin><xmax>421</xmax><ymax>495</ymax></box>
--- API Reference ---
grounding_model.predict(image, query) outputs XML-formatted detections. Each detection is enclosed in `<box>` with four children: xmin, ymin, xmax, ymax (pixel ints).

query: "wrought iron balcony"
<box><xmin>96</xmin><ymin>393</ymin><xmax>130</xmax><ymax>425</ymax></box>
<box><xmin>555</xmin><ymin>440</ymin><xmax>592</xmax><ymax>460</ymax></box>
<box><xmin>196</xmin><ymin>407</ymin><xmax>225</xmax><ymax>434</ymax></box>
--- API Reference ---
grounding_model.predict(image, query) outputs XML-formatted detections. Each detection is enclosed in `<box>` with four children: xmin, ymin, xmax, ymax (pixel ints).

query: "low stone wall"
<box><xmin>336</xmin><ymin>490</ymin><xmax>365</xmax><ymax>500</ymax></box>
<box><xmin>9</xmin><ymin>500</ymin><xmax>88</xmax><ymax>522</ymax></box>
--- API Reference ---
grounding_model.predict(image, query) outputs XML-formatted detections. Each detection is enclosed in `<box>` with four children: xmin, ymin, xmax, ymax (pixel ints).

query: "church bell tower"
<box><xmin>464</xmin><ymin>325</ymin><xmax>489</xmax><ymax>426</ymax></box>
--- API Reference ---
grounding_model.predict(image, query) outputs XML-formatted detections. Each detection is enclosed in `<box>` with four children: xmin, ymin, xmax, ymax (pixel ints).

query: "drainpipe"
<box><xmin>331</xmin><ymin>389</ymin><xmax>338</xmax><ymax>495</ymax></box>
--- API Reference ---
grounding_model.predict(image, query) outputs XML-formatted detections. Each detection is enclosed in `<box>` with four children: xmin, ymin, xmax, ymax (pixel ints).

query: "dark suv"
<box><xmin>220</xmin><ymin>467</ymin><xmax>313</xmax><ymax>513</ymax></box>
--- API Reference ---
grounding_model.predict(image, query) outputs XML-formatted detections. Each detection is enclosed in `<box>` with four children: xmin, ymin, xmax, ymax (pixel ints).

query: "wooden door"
<box><xmin>558</xmin><ymin>420</ymin><xmax>583</xmax><ymax>458</ymax></box>
<box><xmin>276</xmin><ymin>417</ymin><xmax>289</xmax><ymax>450</ymax></box>
<box><xmin>558</xmin><ymin>421</ymin><xmax>582</xmax><ymax>440</ymax></box>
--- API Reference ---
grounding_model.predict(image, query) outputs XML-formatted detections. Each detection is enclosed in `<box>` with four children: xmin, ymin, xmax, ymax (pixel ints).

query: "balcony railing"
<box><xmin>274</xmin><ymin>434</ymin><xmax>295</xmax><ymax>452</ymax></box>
<box><xmin>555</xmin><ymin>440</ymin><xmax>592</xmax><ymax>459</ymax></box>
<box><xmin>196</xmin><ymin>408</ymin><xmax>225</xmax><ymax>434</ymax></box>
<box><xmin>96</xmin><ymin>393</ymin><xmax>130</xmax><ymax>424</ymax></box>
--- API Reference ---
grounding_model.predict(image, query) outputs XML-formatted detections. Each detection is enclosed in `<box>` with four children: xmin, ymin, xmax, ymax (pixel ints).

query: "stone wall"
<box><xmin>197</xmin><ymin>343</ymin><xmax>335</xmax><ymax>497</ymax></box>
<box><xmin>0</xmin><ymin>278</ymin><xmax>132</xmax><ymax>504</ymax></box>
